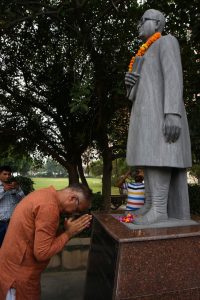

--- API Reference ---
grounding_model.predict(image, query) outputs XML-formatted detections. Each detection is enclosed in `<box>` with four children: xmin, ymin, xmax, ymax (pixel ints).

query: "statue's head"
<box><xmin>138</xmin><ymin>9</ymin><xmax>166</xmax><ymax>41</ymax></box>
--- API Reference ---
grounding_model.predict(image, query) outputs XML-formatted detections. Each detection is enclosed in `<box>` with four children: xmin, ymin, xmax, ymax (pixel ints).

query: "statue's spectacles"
<box><xmin>138</xmin><ymin>18</ymin><xmax>159</xmax><ymax>28</ymax></box>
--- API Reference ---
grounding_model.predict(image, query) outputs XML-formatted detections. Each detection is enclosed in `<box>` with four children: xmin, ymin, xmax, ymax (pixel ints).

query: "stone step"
<box><xmin>46</xmin><ymin>237</ymin><xmax>91</xmax><ymax>271</ymax></box>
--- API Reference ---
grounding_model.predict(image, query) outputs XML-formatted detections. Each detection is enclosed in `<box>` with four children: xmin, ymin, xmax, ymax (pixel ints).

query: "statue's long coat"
<box><xmin>126</xmin><ymin>34</ymin><xmax>192</xmax><ymax>168</ymax></box>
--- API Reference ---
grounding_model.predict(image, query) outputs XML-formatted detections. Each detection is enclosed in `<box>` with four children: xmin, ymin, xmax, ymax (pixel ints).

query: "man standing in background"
<box><xmin>0</xmin><ymin>165</ymin><xmax>25</xmax><ymax>246</ymax></box>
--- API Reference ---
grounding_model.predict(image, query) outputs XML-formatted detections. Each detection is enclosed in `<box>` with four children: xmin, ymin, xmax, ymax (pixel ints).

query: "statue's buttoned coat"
<box><xmin>126</xmin><ymin>34</ymin><xmax>192</xmax><ymax>168</ymax></box>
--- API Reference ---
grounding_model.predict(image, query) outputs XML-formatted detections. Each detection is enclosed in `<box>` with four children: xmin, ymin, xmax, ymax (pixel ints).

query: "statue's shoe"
<box><xmin>132</xmin><ymin>204</ymin><xmax>151</xmax><ymax>216</ymax></box>
<box><xmin>133</xmin><ymin>208</ymin><xmax>168</xmax><ymax>225</ymax></box>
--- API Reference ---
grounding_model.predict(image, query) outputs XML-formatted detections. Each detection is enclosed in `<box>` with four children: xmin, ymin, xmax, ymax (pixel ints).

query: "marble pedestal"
<box><xmin>84</xmin><ymin>213</ymin><xmax>200</xmax><ymax>300</ymax></box>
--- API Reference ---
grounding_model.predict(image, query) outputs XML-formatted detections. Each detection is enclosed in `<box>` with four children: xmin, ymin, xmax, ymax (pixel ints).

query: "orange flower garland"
<box><xmin>128</xmin><ymin>32</ymin><xmax>161</xmax><ymax>72</ymax></box>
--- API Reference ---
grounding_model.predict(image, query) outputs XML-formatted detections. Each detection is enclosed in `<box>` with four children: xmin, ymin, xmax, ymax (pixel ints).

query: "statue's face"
<box><xmin>138</xmin><ymin>11</ymin><xmax>160</xmax><ymax>41</ymax></box>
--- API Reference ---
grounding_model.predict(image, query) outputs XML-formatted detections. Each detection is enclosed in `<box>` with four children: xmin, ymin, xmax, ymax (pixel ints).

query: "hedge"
<box><xmin>15</xmin><ymin>176</ymin><xmax>34</xmax><ymax>195</ymax></box>
<box><xmin>189</xmin><ymin>184</ymin><xmax>200</xmax><ymax>215</ymax></box>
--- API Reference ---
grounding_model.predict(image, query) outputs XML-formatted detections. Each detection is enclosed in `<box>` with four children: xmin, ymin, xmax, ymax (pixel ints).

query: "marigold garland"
<box><xmin>128</xmin><ymin>32</ymin><xmax>161</xmax><ymax>72</ymax></box>
<box><xmin>117</xmin><ymin>213</ymin><xmax>136</xmax><ymax>223</ymax></box>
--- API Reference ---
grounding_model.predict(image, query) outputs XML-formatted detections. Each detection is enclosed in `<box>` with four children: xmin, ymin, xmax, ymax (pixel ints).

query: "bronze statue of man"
<box><xmin>125</xmin><ymin>9</ymin><xmax>192</xmax><ymax>225</ymax></box>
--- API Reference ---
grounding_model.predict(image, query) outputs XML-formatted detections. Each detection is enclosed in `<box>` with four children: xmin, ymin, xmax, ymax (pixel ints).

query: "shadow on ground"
<box><xmin>41</xmin><ymin>270</ymin><xmax>86</xmax><ymax>300</ymax></box>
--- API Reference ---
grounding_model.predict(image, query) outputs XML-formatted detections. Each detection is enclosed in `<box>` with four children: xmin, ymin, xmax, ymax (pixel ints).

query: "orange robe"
<box><xmin>0</xmin><ymin>186</ymin><xmax>69</xmax><ymax>300</ymax></box>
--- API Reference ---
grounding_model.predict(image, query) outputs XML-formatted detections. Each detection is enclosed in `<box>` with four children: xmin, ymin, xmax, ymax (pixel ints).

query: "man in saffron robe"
<box><xmin>0</xmin><ymin>183</ymin><xmax>92</xmax><ymax>300</ymax></box>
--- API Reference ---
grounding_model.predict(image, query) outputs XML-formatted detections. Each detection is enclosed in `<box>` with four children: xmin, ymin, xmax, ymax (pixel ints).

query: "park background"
<box><xmin>0</xmin><ymin>2</ymin><xmax>199</xmax><ymax>299</ymax></box>
<box><xmin>32</xmin><ymin>176</ymin><xmax>118</xmax><ymax>194</ymax></box>
<box><xmin>0</xmin><ymin>0</ymin><xmax>199</xmax><ymax>212</ymax></box>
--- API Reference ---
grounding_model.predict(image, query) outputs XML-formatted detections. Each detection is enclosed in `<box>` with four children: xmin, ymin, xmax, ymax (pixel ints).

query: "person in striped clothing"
<box><xmin>116</xmin><ymin>169</ymin><xmax>145</xmax><ymax>212</ymax></box>
<box><xmin>126</xmin><ymin>172</ymin><xmax>145</xmax><ymax>212</ymax></box>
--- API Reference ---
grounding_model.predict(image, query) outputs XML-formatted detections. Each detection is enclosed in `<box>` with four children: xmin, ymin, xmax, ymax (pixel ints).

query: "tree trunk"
<box><xmin>77</xmin><ymin>157</ymin><xmax>89</xmax><ymax>188</ymax></box>
<box><xmin>102</xmin><ymin>145</ymin><xmax>112</xmax><ymax>211</ymax></box>
<box><xmin>68</xmin><ymin>163</ymin><xmax>79</xmax><ymax>185</ymax></box>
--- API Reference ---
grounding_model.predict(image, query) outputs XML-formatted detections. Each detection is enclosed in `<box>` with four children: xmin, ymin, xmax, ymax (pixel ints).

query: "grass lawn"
<box><xmin>31</xmin><ymin>177</ymin><xmax>119</xmax><ymax>194</ymax></box>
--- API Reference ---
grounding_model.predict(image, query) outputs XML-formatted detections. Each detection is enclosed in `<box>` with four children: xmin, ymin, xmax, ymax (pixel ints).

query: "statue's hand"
<box><xmin>125</xmin><ymin>56</ymin><xmax>145</xmax><ymax>100</ymax></box>
<box><xmin>125</xmin><ymin>71</ymin><xmax>139</xmax><ymax>88</ymax></box>
<box><xmin>163</xmin><ymin>114</ymin><xmax>181</xmax><ymax>143</ymax></box>
<box><xmin>125</xmin><ymin>56</ymin><xmax>145</xmax><ymax>86</ymax></box>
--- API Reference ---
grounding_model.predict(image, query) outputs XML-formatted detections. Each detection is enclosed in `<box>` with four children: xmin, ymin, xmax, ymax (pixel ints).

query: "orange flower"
<box><xmin>128</xmin><ymin>32</ymin><xmax>161</xmax><ymax>72</ymax></box>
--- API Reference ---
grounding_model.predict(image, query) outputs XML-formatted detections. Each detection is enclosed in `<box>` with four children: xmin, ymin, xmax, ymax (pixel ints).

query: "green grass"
<box><xmin>31</xmin><ymin>177</ymin><xmax>119</xmax><ymax>194</ymax></box>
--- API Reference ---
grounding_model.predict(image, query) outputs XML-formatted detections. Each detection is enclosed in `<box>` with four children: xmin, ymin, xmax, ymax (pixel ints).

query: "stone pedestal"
<box><xmin>84</xmin><ymin>213</ymin><xmax>200</xmax><ymax>300</ymax></box>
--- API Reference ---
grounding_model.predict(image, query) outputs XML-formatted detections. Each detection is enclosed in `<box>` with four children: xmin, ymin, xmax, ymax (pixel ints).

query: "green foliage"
<box><xmin>0</xmin><ymin>0</ymin><xmax>199</xmax><ymax>198</ymax></box>
<box><xmin>0</xmin><ymin>0</ymin><xmax>139</xmax><ymax>186</ymax></box>
<box><xmin>15</xmin><ymin>176</ymin><xmax>34</xmax><ymax>195</ymax></box>
<box><xmin>109</xmin><ymin>107</ymin><xmax>131</xmax><ymax>160</ymax></box>
<box><xmin>189</xmin><ymin>164</ymin><xmax>200</xmax><ymax>183</ymax></box>
<box><xmin>70</xmin><ymin>83</ymin><xmax>92</xmax><ymax>114</ymax></box>
<box><xmin>111</xmin><ymin>160</ymin><xmax>126</xmax><ymax>186</ymax></box>
<box><xmin>90</xmin><ymin>192</ymin><xmax>103</xmax><ymax>212</ymax></box>
<box><xmin>189</xmin><ymin>184</ymin><xmax>200</xmax><ymax>215</ymax></box>
<box><xmin>90</xmin><ymin>160</ymin><xmax>103</xmax><ymax>177</ymax></box>
<box><xmin>111</xmin><ymin>158</ymin><xmax>136</xmax><ymax>187</ymax></box>
<box><xmin>0</xmin><ymin>153</ymin><xmax>33</xmax><ymax>176</ymax></box>
<box><xmin>37</xmin><ymin>158</ymin><xmax>68</xmax><ymax>177</ymax></box>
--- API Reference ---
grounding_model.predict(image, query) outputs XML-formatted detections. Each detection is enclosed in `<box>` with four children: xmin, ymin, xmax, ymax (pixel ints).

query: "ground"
<box><xmin>41</xmin><ymin>270</ymin><xmax>86</xmax><ymax>300</ymax></box>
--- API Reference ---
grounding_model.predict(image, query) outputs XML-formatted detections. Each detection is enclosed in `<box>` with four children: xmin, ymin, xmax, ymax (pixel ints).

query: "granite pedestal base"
<box><xmin>84</xmin><ymin>213</ymin><xmax>200</xmax><ymax>300</ymax></box>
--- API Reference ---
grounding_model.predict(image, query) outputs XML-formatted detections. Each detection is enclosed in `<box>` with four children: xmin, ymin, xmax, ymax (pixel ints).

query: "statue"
<box><xmin>125</xmin><ymin>9</ymin><xmax>192</xmax><ymax>225</ymax></box>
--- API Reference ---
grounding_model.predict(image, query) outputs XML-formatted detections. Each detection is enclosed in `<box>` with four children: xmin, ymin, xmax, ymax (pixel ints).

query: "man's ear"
<box><xmin>70</xmin><ymin>194</ymin><xmax>77</xmax><ymax>203</ymax></box>
<box><xmin>64</xmin><ymin>190</ymin><xmax>75</xmax><ymax>204</ymax></box>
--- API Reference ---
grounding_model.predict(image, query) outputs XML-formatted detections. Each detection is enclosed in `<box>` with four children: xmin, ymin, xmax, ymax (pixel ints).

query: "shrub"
<box><xmin>189</xmin><ymin>184</ymin><xmax>200</xmax><ymax>215</ymax></box>
<box><xmin>90</xmin><ymin>192</ymin><xmax>103</xmax><ymax>212</ymax></box>
<box><xmin>15</xmin><ymin>176</ymin><xmax>34</xmax><ymax>195</ymax></box>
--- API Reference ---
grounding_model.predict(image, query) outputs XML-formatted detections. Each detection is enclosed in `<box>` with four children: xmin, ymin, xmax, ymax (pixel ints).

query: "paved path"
<box><xmin>41</xmin><ymin>270</ymin><xmax>86</xmax><ymax>300</ymax></box>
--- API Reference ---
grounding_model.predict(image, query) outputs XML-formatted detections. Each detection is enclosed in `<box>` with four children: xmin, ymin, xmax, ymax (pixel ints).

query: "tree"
<box><xmin>90</xmin><ymin>159</ymin><xmax>103</xmax><ymax>177</ymax></box>
<box><xmin>0</xmin><ymin>142</ymin><xmax>34</xmax><ymax>176</ymax></box>
<box><xmin>40</xmin><ymin>158</ymin><xmax>68</xmax><ymax>177</ymax></box>
<box><xmin>0</xmin><ymin>0</ymin><xmax>199</xmax><ymax>210</ymax></box>
<box><xmin>0</xmin><ymin>0</ymin><xmax>140</xmax><ymax>208</ymax></box>
<box><xmin>0</xmin><ymin>0</ymin><xmax>95</xmax><ymax>184</ymax></box>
